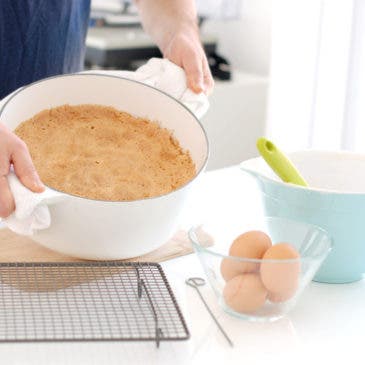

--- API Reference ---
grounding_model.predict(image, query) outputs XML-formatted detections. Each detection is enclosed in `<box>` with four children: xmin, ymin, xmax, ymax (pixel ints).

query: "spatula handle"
<box><xmin>256</xmin><ymin>137</ymin><xmax>308</xmax><ymax>187</ymax></box>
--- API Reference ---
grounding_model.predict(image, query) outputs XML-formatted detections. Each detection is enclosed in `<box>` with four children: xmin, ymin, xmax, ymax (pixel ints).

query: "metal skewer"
<box><xmin>185</xmin><ymin>277</ymin><xmax>234</xmax><ymax>347</ymax></box>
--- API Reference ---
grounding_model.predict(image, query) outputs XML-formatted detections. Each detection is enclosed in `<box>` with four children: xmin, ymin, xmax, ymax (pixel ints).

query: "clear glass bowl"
<box><xmin>189</xmin><ymin>216</ymin><xmax>332</xmax><ymax>322</ymax></box>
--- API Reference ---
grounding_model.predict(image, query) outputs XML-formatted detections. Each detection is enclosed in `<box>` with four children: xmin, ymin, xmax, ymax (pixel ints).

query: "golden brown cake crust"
<box><xmin>15</xmin><ymin>104</ymin><xmax>196</xmax><ymax>201</ymax></box>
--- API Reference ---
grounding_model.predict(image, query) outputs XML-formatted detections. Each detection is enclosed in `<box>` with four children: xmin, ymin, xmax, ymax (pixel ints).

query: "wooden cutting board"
<box><xmin>0</xmin><ymin>226</ymin><xmax>213</xmax><ymax>263</ymax></box>
<box><xmin>0</xmin><ymin>227</ymin><xmax>214</xmax><ymax>292</ymax></box>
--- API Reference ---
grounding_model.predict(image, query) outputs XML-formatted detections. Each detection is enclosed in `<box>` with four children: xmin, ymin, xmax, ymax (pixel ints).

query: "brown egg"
<box><xmin>227</xmin><ymin>231</ymin><xmax>272</xmax><ymax>273</ymax></box>
<box><xmin>260</xmin><ymin>243</ymin><xmax>300</xmax><ymax>301</ymax></box>
<box><xmin>223</xmin><ymin>274</ymin><xmax>268</xmax><ymax>313</ymax></box>
<box><xmin>220</xmin><ymin>258</ymin><xmax>246</xmax><ymax>281</ymax></box>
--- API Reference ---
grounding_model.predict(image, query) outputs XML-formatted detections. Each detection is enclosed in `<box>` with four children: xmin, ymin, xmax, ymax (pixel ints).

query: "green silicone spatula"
<box><xmin>256</xmin><ymin>137</ymin><xmax>308</xmax><ymax>187</ymax></box>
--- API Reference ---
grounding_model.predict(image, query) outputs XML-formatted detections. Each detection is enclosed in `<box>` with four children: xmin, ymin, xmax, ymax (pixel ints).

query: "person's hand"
<box><xmin>161</xmin><ymin>26</ymin><xmax>214</xmax><ymax>94</ymax></box>
<box><xmin>0</xmin><ymin>123</ymin><xmax>44</xmax><ymax>218</ymax></box>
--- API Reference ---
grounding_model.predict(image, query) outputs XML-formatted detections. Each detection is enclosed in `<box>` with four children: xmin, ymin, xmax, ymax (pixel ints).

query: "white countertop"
<box><xmin>0</xmin><ymin>166</ymin><xmax>364</xmax><ymax>365</ymax></box>
<box><xmin>86</xmin><ymin>27</ymin><xmax>217</xmax><ymax>50</ymax></box>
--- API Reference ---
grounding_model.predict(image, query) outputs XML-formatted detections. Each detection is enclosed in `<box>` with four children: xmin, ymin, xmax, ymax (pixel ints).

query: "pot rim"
<box><xmin>0</xmin><ymin>73</ymin><xmax>209</xmax><ymax>203</ymax></box>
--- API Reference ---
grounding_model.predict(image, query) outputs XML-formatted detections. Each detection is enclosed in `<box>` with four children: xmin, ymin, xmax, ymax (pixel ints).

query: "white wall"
<box><xmin>267</xmin><ymin>0</ymin><xmax>356</xmax><ymax>151</ymax></box>
<box><xmin>202</xmin><ymin>0</ymin><xmax>272</xmax><ymax>76</ymax></box>
<box><xmin>202</xmin><ymin>73</ymin><xmax>268</xmax><ymax>170</ymax></box>
<box><xmin>200</xmin><ymin>0</ymin><xmax>271</xmax><ymax>170</ymax></box>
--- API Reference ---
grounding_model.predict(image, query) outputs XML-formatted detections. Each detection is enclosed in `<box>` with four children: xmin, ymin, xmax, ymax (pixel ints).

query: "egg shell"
<box><xmin>223</xmin><ymin>273</ymin><xmax>268</xmax><ymax>313</ymax></box>
<box><xmin>260</xmin><ymin>243</ymin><xmax>300</xmax><ymax>299</ymax></box>
<box><xmin>220</xmin><ymin>258</ymin><xmax>247</xmax><ymax>281</ymax></box>
<box><xmin>228</xmin><ymin>231</ymin><xmax>272</xmax><ymax>273</ymax></box>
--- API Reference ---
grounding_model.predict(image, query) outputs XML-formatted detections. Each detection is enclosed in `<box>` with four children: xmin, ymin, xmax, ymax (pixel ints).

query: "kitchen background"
<box><xmin>88</xmin><ymin>0</ymin><xmax>365</xmax><ymax>170</ymax></box>
<box><xmin>0</xmin><ymin>1</ymin><xmax>364</xmax><ymax>362</ymax></box>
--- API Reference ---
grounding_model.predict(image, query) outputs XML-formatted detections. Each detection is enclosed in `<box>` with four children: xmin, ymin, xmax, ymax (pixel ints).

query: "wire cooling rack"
<box><xmin>0</xmin><ymin>262</ymin><xmax>189</xmax><ymax>347</ymax></box>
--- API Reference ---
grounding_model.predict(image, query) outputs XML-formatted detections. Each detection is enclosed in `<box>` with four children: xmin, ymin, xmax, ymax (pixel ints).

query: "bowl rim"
<box><xmin>240</xmin><ymin>150</ymin><xmax>365</xmax><ymax>196</ymax></box>
<box><xmin>0</xmin><ymin>72</ymin><xmax>210</xmax><ymax>203</ymax></box>
<box><xmin>188</xmin><ymin>216</ymin><xmax>333</xmax><ymax>263</ymax></box>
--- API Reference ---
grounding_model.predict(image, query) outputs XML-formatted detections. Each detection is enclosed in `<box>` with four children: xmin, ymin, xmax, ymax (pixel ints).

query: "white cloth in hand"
<box><xmin>3</xmin><ymin>172</ymin><xmax>64</xmax><ymax>235</ymax></box>
<box><xmin>84</xmin><ymin>58</ymin><xmax>209</xmax><ymax>119</ymax></box>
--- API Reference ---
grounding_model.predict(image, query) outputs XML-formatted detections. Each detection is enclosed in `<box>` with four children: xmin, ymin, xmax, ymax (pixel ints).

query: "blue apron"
<box><xmin>0</xmin><ymin>0</ymin><xmax>91</xmax><ymax>99</ymax></box>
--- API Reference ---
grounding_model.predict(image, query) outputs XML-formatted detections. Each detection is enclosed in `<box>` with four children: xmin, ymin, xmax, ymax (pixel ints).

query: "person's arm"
<box><xmin>134</xmin><ymin>0</ymin><xmax>214</xmax><ymax>94</ymax></box>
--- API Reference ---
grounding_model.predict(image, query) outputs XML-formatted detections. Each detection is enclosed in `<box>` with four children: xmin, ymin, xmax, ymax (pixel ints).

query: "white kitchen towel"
<box><xmin>3</xmin><ymin>172</ymin><xmax>65</xmax><ymax>235</ymax></box>
<box><xmin>2</xmin><ymin>58</ymin><xmax>209</xmax><ymax>235</ymax></box>
<box><xmin>84</xmin><ymin>58</ymin><xmax>209</xmax><ymax>119</ymax></box>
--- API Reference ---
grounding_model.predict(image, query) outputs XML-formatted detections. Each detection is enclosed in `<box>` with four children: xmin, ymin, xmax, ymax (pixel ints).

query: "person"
<box><xmin>0</xmin><ymin>0</ymin><xmax>214</xmax><ymax>218</ymax></box>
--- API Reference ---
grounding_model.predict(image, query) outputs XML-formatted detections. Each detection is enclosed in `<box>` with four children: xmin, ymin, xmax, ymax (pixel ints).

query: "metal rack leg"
<box><xmin>136</xmin><ymin>267</ymin><xmax>164</xmax><ymax>347</ymax></box>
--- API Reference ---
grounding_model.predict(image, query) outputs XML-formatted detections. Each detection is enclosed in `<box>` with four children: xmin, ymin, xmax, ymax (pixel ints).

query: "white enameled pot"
<box><xmin>0</xmin><ymin>74</ymin><xmax>209</xmax><ymax>259</ymax></box>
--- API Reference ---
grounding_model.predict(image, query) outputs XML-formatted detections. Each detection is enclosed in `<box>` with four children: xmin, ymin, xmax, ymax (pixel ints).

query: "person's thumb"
<box><xmin>11</xmin><ymin>140</ymin><xmax>45</xmax><ymax>192</ymax></box>
<box><xmin>183</xmin><ymin>53</ymin><xmax>204</xmax><ymax>93</ymax></box>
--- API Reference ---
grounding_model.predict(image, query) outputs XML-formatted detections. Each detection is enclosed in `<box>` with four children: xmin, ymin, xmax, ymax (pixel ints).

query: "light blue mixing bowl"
<box><xmin>241</xmin><ymin>150</ymin><xmax>365</xmax><ymax>283</ymax></box>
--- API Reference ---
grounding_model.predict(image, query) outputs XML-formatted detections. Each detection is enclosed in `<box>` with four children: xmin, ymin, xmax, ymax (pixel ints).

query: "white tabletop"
<box><xmin>0</xmin><ymin>166</ymin><xmax>364</xmax><ymax>365</ymax></box>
